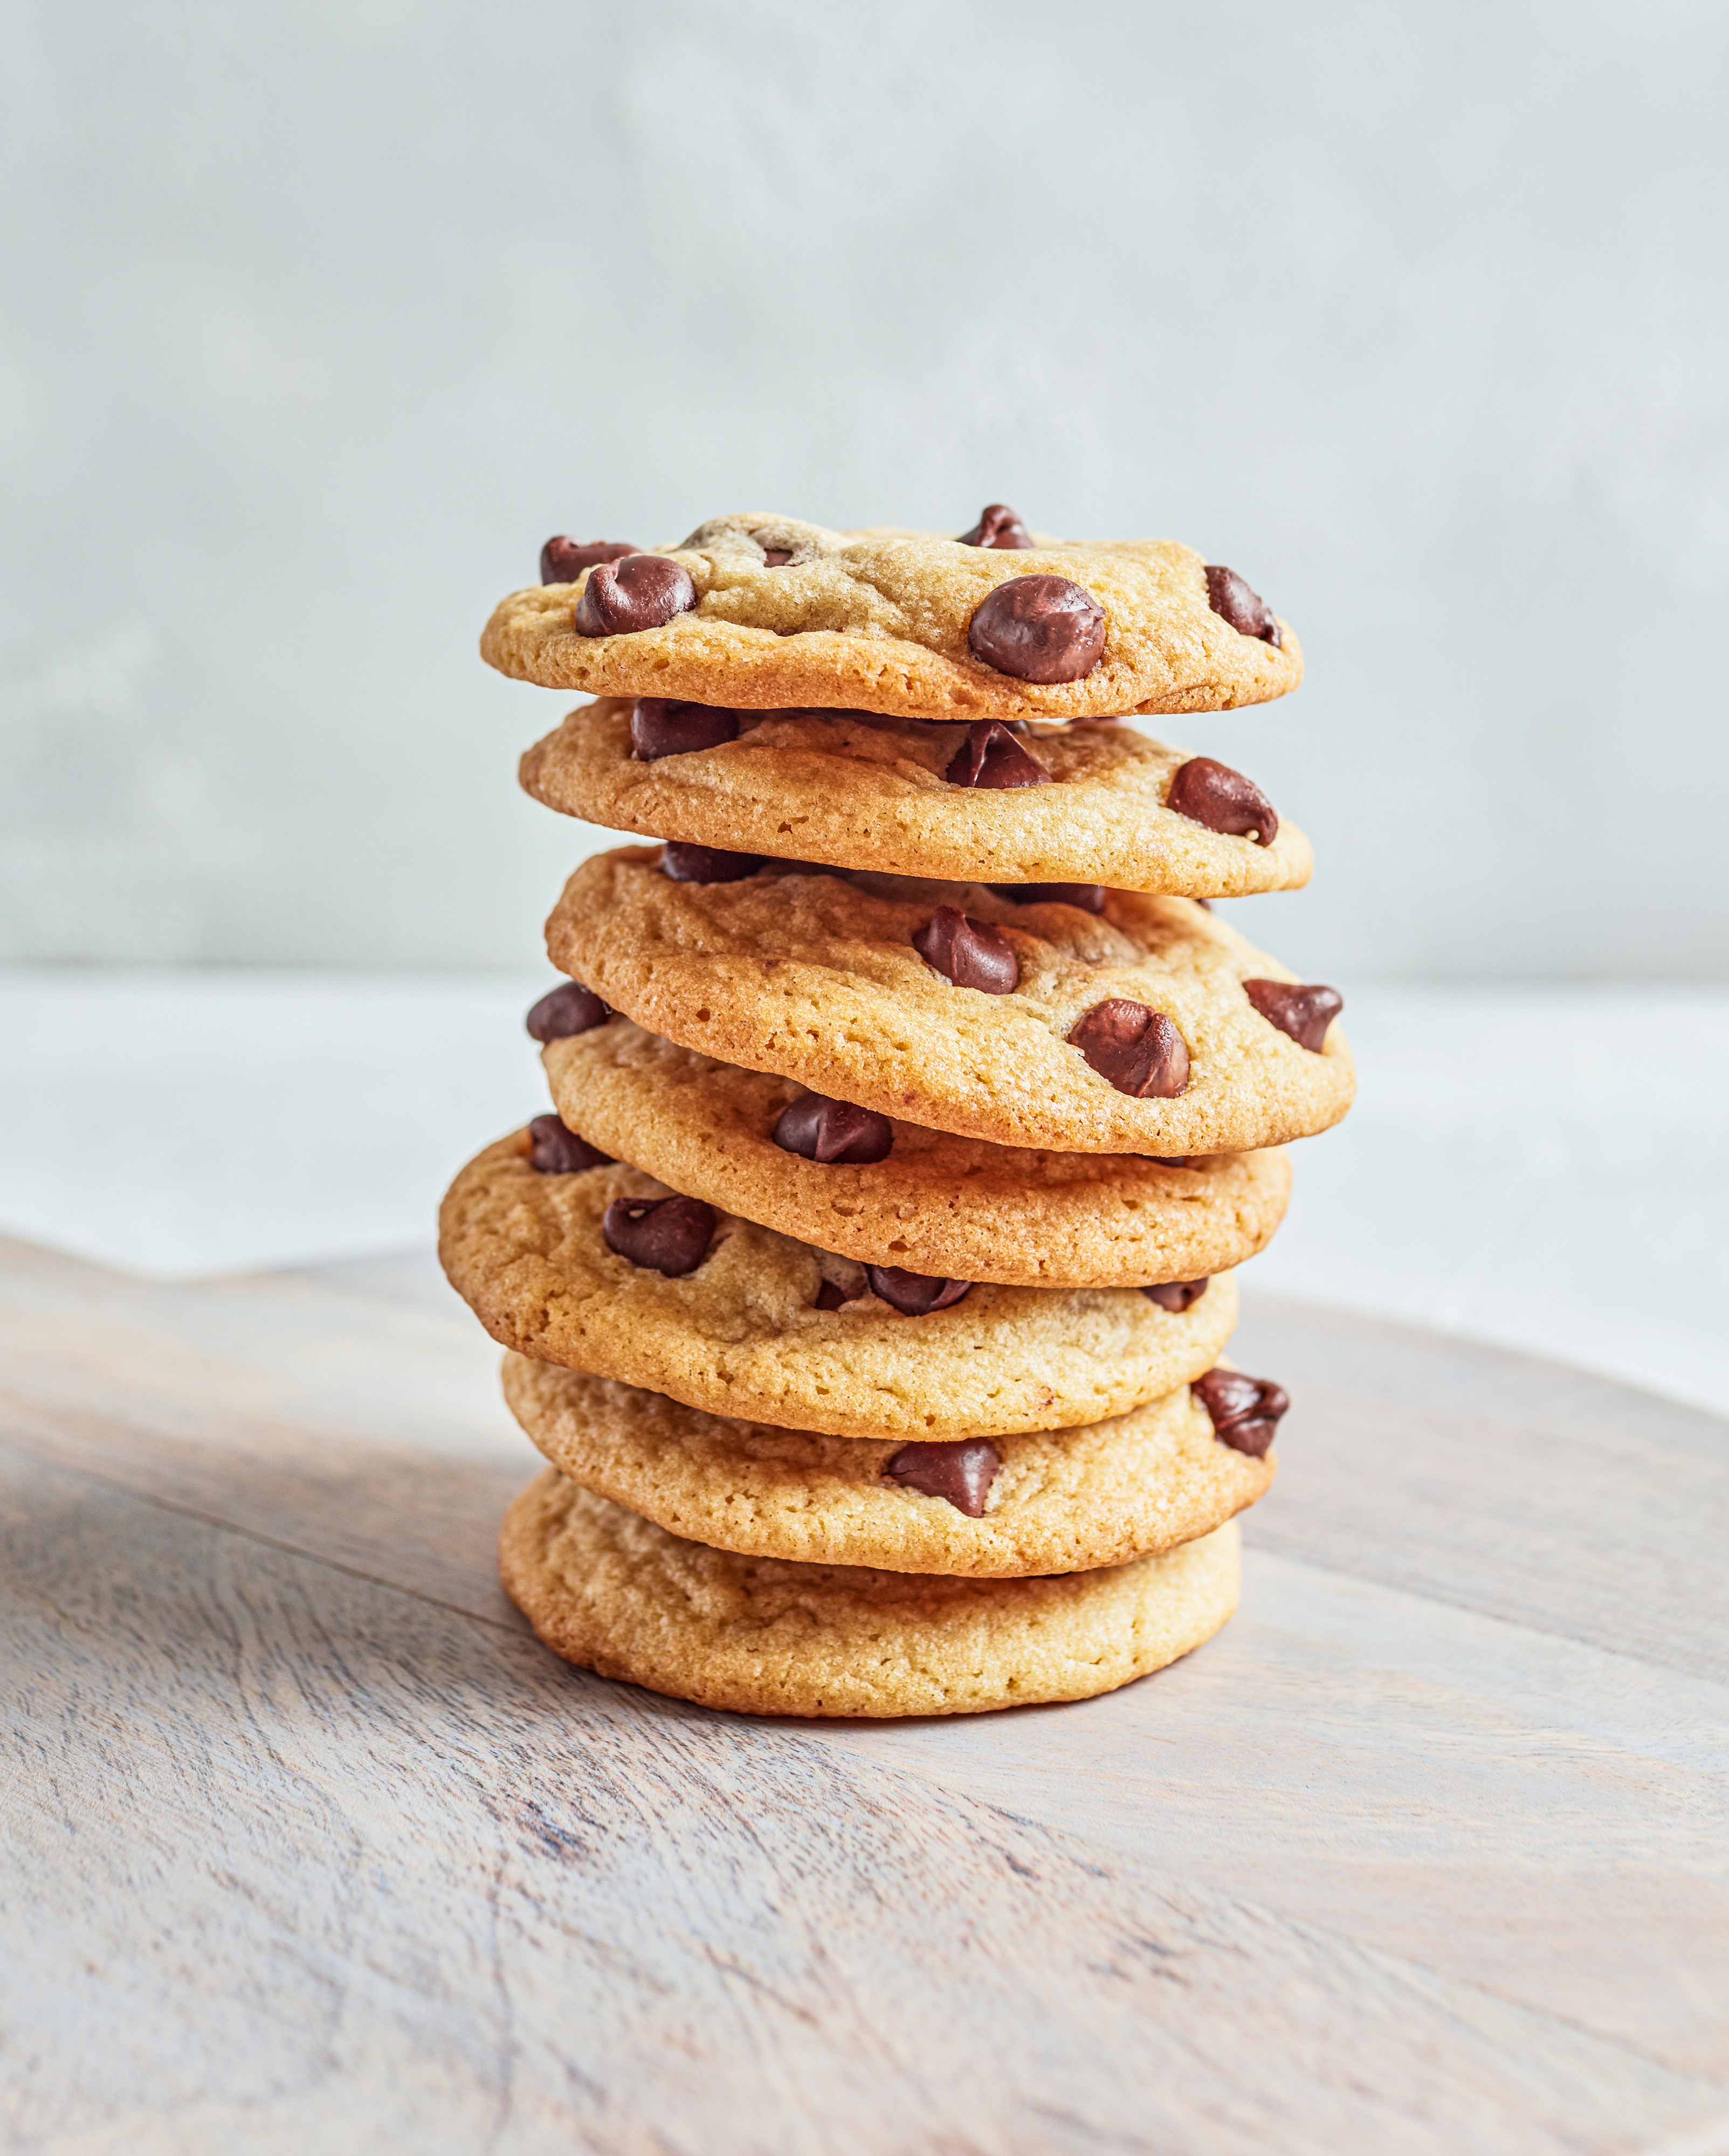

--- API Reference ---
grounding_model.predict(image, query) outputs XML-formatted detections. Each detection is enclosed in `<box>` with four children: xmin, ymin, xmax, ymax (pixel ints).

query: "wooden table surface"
<box><xmin>4</xmin><ymin>1231</ymin><xmax>1727</xmax><ymax>2156</ymax></box>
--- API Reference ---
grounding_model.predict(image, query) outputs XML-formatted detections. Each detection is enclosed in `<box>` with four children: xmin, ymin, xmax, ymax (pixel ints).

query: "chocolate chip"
<box><xmin>1142</xmin><ymin>1277</ymin><xmax>1210</xmax><ymax>1312</ymax></box>
<box><xmin>967</xmin><ymin>575</ymin><xmax>1106</xmax><ymax>683</ymax></box>
<box><xmin>885</xmin><ymin>1438</ymin><xmax>1001</xmax><ymax>1515</ymax></box>
<box><xmin>958</xmin><ymin>504</ymin><xmax>1034</xmax><ymax>550</ymax></box>
<box><xmin>1166</xmin><ymin>757</ymin><xmax>1279</xmax><ymax>846</ymax></box>
<box><xmin>574</xmin><ymin>553</ymin><xmax>698</xmax><ymax>637</ymax></box>
<box><xmin>912</xmin><ymin>905</ymin><xmax>1019</xmax><ymax>994</ymax></box>
<box><xmin>1194</xmin><ymin>897</ymin><xmax>1213</xmax><ymax>911</ymax></box>
<box><xmin>540</xmin><ymin>537</ymin><xmax>638</xmax><ymax>584</ymax></box>
<box><xmin>601</xmin><ymin>1193</ymin><xmax>716</xmax><ymax>1276</ymax></box>
<box><xmin>945</xmin><ymin>720</ymin><xmax>1052</xmax><ymax>790</ymax></box>
<box><xmin>629</xmin><ymin>699</ymin><xmax>740</xmax><ymax>759</ymax></box>
<box><xmin>990</xmin><ymin>882</ymin><xmax>1106</xmax><ymax>914</ymax></box>
<box><xmin>1204</xmin><ymin>565</ymin><xmax>1282</xmax><ymax>648</ymax></box>
<box><xmin>1069</xmin><ymin>1001</ymin><xmax>1191</xmax><ymax>1097</ymax></box>
<box><xmin>762</xmin><ymin>547</ymin><xmax>793</xmax><ymax>565</ymax></box>
<box><xmin>525</xmin><ymin>982</ymin><xmax>611</xmax><ymax>1042</ymax></box>
<box><xmin>527</xmin><ymin>1114</ymin><xmax>613</xmax><ymax>1175</ymax></box>
<box><xmin>866</xmin><ymin>1266</ymin><xmax>973</xmax><ymax>1315</ymax></box>
<box><xmin>773</xmin><ymin>1094</ymin><xmax>894</xmax><ymax>1165</ymax></box>
<box><xmin>814</xmin><ymin>1279</ymin><xmax>850</xmax><ymax>1310</ymax></box>
<box><xmin>1152</xmin><ymin>1156</ymin><xmax>1190</xmax><ymax>1169</ymax></box>
<box><xmin>660</xmin><ymin>841</ymin><xmax>765</xmax><ymax>883</ymax></box>
<box><xmin>1242</xmin><ymin>979</ymin><xmax>1343</xmax><ymax>1053</ymax></box>
<box><xmin>1193</xmin><ymin>1368</ymin><xmax>1289</xmax><ymax>1457</ymax></box>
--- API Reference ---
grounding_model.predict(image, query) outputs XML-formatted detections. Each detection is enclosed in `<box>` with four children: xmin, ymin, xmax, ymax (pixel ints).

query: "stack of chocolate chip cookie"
<box><xmin>440</xmin><ymin>506</ymin><xmax>1353</xmax><ymax>1718</ymax></box>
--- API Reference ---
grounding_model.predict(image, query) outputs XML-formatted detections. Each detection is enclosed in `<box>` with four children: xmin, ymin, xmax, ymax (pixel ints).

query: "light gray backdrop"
<box><xmin>3</xmin><ymin>0</ymin><xmax>1725</xmax><ymax>980</ymax></box>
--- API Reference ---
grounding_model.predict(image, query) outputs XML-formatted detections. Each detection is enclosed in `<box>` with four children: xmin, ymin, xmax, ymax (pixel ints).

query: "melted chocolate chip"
<box><xmin>601</xmin><ymin>1193</ymin><xmax>716</xmax><ymax>1276</ymax></box>
<box><xmin>990</xmin><ymin>882</ymin><xmax>1106</xmax><ymax>914</ymax></box>
<box><xmin>773</xmin><ymin>1094</ymin><xmax>894</xmax><ymax>1165</ymax></box>
<box><xmin>1242</xmin><ymin>979</ymin><xmax>1343</xmax><ymax>1053</ymax></box>
<box><xmin>574</xmin><ymin>553</ymin><xmax>698</xmax><ymax>637</ymax></box>
<box><xmin>958</xmin><ymin>503</ymin><xmax>1034</xmax><ymax>550</ymax></box>
<box><xmin>1069</xmin><ymin>1000</ymin><xmax>1191</xmax><ymax>1097</ymax></box>
<box><xmin>1204</xmin><ymin>565</ymin><xmax>1282</xmax><ymax>648</ymax></box>
<box><xmin>1142</xmin><ymin>1277</ymin><xmax>1210</xmax><ymax>1312</ymax></box>
<box><xmin>1193</xmin><ymin>1367</ymin><xmax>1290</xmax><ymax>1457</ymax></box>
<box><xmin>1194</xmin><ymin>897</ymin><xmax>1213</xmax><ymax>911</ymax></box>
<box><xmin>761</xmin><ymin>547</ymin><xmax>793</xmax><ymax>565</ymax></box>
<box><xmin>661</xmin><ymin>841</ymin><xmax>765</xmax><ymax>883</ymax></box>
<box><xmin>1165</xmin><ymin>757</ymin><xmax>1279</xmax><ymax>846</ymax></box>
<box><xmin>885</xmin><ymin>1438</ymin><xmax>1001</xmax><ymax>1515</ymax></box>
<box><xmin>630</xmin><ymin>699</ymin><xmax>740</xmax><ymax>759</ymax></box>
<box><xmin>525</xmin><ymin>982</ymin><xmax>611</xmax><ymax>1042</ymax></box>
<box><xmin>526</xmin><ymin>1114</ymin><xmax>613</xmax><ymax>1175</ymax></box>
<box><xmin>1152</xmin><ymin>1156</ymin><xmax>1190</xmax><ymax>1169</ymax></box>
<box><xmin>912</xmin><ymin>905</ymin><xmax>1019</xmax><ymax>994</ymax></box>
<box><xmin>945</xmin><ymin>720</ymin><xmax>1052</xmax><ymax>790</ymax></box>
<box><xmin>540</xmin><ymin>537</ymin><xmax>638</xmax><ymax>584</ymax></box>
<box><xmin>814</xmin><ymin>1279</ymin><xmax>850</xmax><ymax>1310</ymax></box>
<box><xmin>866</xmin><ymin>1266</ymin><xmax>973</xmax><ymax>1315</ymax></box>
<box><xmin>967</xmin><ymin>575</ymin><xmax>1106</xmax><ymax>683</ymax></box>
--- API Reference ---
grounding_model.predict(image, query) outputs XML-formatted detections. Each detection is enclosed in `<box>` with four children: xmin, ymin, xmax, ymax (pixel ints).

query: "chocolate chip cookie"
<box><xmin>545</xmin><ymin>849</ymin><xmax>1354</xmax><ymax>1155</ymax></box>
<box><xmin>482</xmin><ymin>512</ymin><xmax>1301</xmax><ymax>723</ymax></box>
<box><xmin>438</xmin><ymin>1136</ymin><xmax>1238</xmax><ymax>1440</ymax></box>
<box><xmin>499</xmin><ymin>1469</ymin><xmax>1242</xmax><ymax>1716</ymax></box>
<box><xmin>539</xmin><ymin>1018</ymin><xmax>1290</xmax><ymax>1286</ymax></box>
<box><xmin>519</xmin><ymin>700</ymin><xmax>1312</xmax><ymax>896</ymax></box>
<box><xmin>502</xmin><ymin>1353</ymin><xmax>1276</xmax><ymax>1575</ymax></box>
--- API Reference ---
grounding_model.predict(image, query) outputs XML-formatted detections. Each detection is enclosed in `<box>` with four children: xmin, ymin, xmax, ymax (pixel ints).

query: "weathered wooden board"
<box><xmin>1229</xmin><ymin>1294</ymin><xmax>1729</xmax><ymax>1681</ymax></box>
<box><xmin>4</xmin><ymin>1232</ymin><xmax>1728</xmax><ymax>2154</ymax></box>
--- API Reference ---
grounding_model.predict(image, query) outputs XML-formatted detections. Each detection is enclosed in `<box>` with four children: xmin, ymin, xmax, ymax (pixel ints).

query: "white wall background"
<box><xmin>3</xmin><ymin>0</ymin><xmax>1725</xmax><ymax>982</ymax></box>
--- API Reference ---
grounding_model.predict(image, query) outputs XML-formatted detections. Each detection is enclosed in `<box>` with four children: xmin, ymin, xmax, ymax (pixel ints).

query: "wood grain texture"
<box><xmin>1229</xmin><ymin>1294</ymin><xmax>1729</xmax><ymax>1680</ymax></box>
<box><xmin>4</xmin><ymin>1232</ymin><xmax>1728</xmax><ymax>2154</ymax></box>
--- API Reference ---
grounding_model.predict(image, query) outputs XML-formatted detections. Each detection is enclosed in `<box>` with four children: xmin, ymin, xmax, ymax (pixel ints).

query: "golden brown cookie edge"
<box><xmin>498</xmin><ymin>1470</ymin><xmax>1243</xmax><ymax>1718</ymax></box>
<box><xmin>539</xmin><ymin>1024</ymin><xmax>1293</xmax><ymax>1286</ymax></box>
<box><xmin>500</xmin><ymin>1354</ymin><xmax>1276</xmax><ymax>1576</ymax></box>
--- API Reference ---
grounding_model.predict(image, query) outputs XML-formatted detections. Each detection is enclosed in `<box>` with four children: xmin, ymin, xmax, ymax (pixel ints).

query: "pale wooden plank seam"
<box><xmin>1247</xmin><ymin>1523</ymin><xmax>1729</xmax><ymax>1690</ymax></box>
<box><xmin>1632</xmin><ymin>2117</ymin><xmax>1729</xmax><ymax>2156</ymax></box>
<box><xmin>0</xmin><ymin>1427</ymin><xmax>526</xmax><ymax>1637</ymax></box>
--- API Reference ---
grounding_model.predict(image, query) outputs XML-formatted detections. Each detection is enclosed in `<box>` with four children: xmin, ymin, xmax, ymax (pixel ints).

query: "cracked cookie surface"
<box><xmin>503</xmin><ymin>1353</ymin><xmax>1274</xmax><ymax>1577</ymax></box>
<box><xmin>520</xmin><ymin>700</ymin><xmax>1312</xmax><ymax>894</ymax></box>
<box><xmin>482</xmin><ymin>513</ymin><xmax>1301</xmax><ymax>722</ymax></box>
<box><xmin>438</xmin><ymin>1137</ymin><xmax>1237</xmax><ymax>1440</ymax></box>
<box><xmin>546</xmin><ymin>849</ymin><xmax>1354</xmax><ymax>1155</ymax></box>
<box><xmin>499</xmin><ymin>1470</ymin><xmax>1242</xmax><ymax>1717</ymax></box>
<box><xmin>541</xmin><ymin>1019</ymin><xmax>1290</xmax><ymax>1286</ymax></box>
